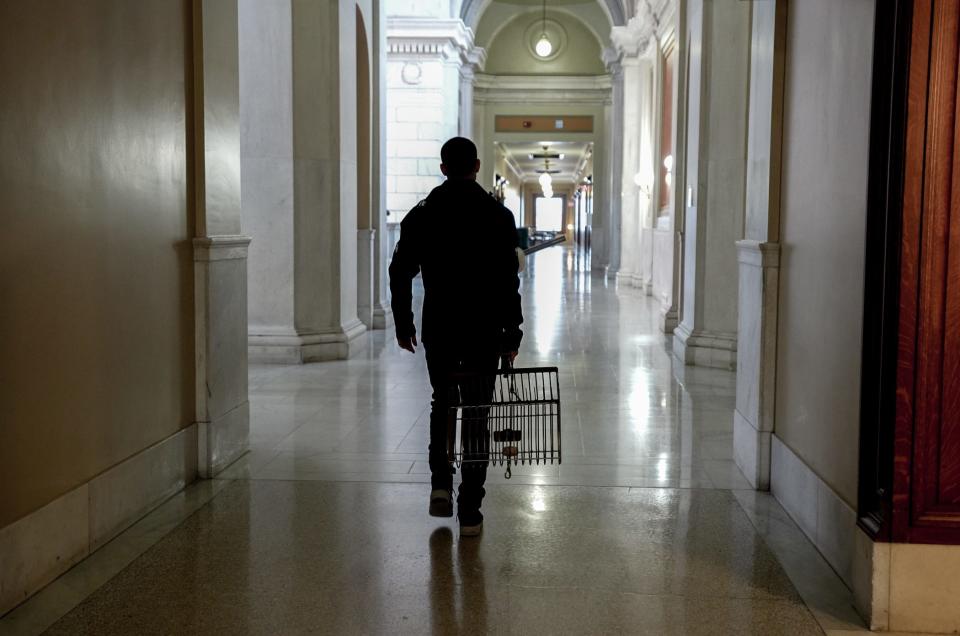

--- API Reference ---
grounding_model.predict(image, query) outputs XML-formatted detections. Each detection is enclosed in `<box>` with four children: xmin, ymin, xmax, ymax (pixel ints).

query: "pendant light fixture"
<box><xmin>535</xmin><ymin>0</ymin><xmax>552</xmax><ymax>57</ymax></box>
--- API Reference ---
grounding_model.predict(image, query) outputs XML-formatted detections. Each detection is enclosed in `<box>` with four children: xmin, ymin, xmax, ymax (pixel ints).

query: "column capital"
<box><xmin>610</xmin><ymin>14</ymin><xmax>656</xmax><ymax>59</ymax></box>
<box><xmin>601</xmin><ymin>46</ymin><xmax>623</xmax><ymax>76</ymax></box>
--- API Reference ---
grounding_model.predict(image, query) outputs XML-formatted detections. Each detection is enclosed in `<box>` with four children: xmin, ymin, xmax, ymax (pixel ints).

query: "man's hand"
<box><xmin>503</xmin><ymin>350</ymin><xmax>518</xmax><ymax>364</ymax></box>
<box><xmin>397</xmin><ymin>334</ymin><xmax>418</xmax><ymax>354</ymax></box>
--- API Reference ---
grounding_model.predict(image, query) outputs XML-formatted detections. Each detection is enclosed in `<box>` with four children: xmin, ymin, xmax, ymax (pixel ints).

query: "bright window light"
<box><xmin>536</xmin><ymin>197</ymin><xmax>563</xmax><ymax>232</ymax></box>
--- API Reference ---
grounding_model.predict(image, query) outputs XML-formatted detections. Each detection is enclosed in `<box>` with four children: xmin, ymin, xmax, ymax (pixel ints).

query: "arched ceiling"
<box><xmin>462</xmin><ymin>0</ymin><xmax>626</xmax><ymax>31</ymax></box>
<box><xmin>480</xmin><ymin>9</ymin><xmax>606</xmax><ymax>75</ymax></box>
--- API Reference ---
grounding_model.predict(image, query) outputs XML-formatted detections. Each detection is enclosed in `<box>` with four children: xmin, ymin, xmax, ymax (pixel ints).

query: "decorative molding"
<box><xmin>387</xmin><ymin>17</ymin><xmax>486</xmax><ymax>70</ymax></box>
<box><xmin>193</xmin><ymin>235</ymin><xmax>251</xmax><ymax>262</ymax></box>
<box><xmin>736</xmin><ymin>239</ymin><xmax>780</xmax><ymax>268</ymax></box>
<box><xmin>610</xmin><ymin>0</ymin><xmax>677</xmax><ymax>59</ymax></box>
<box><xmin>473</xmin><ymin>73</ymin><xmax>612</xmax><ymax>105</ymax></box>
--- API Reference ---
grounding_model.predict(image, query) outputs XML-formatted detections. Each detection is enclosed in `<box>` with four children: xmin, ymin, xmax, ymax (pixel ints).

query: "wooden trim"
<box><xmin>858</xmin><ymin>0</ymin><xmax>913</xmax><ymax>540</ymax></box>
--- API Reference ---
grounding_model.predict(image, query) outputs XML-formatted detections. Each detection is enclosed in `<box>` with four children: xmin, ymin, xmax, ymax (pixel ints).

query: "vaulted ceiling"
<box><xmin>461</xmin><ymin>0</ymin><xmax>627</xmax><ymax>30</ymax></box>
<box><xmin>499</xmin><ymin>141</ymin><xmax>593</xmax><ymax>184</ymax></box>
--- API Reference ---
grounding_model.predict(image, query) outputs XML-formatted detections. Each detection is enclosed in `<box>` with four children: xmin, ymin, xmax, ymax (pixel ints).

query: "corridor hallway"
<box><xmin>6</xmin><ymin>247</ymin><xmax>869</xmax><ymax>635</ymax></box>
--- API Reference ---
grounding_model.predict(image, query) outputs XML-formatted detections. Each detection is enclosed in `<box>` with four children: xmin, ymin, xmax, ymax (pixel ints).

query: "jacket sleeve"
<box><xmin>500</xmin><ymin>209</ymin><xmax>524</xmax><ymax>351</ymax></box>
<box><xmin>388</xmin><ymin>214</ymin><xmax>420</xmax><ymax>340</ymax></box>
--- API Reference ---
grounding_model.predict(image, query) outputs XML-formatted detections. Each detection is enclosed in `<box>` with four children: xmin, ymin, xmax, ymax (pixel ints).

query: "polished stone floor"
<box><xmin>224</xmin><ymin>246</ymin><xmax>750</xmax><ymax>490</ymax></box>
<box><xmin>3</xmin><ymin>247</ymin><xmax>876</xmax><ymax>635</ymax></box>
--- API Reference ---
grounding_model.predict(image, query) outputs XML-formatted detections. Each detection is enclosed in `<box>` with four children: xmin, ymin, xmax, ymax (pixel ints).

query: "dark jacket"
<box><xmin>389</xmin><ymin>179</ymin><xmax>523</xmax><ymax>351</ymax></box>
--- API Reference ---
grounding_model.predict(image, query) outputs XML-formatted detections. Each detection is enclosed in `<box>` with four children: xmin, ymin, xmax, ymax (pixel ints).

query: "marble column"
<box><xmin>371</xmin><ymin>0</ymin><xmax>393</xmax><ymax>329</ymax></box>
<box><xmin>659</xmin><ymin>1</ymin><xmax>684</xmax><ymax>335</ymax></box>
<box><xmin>240</xmin><ymin>0</ymin><xmax>366</xmax><ymax>363</ymax></box>
<box><xmin>192</xmin><ymin>0</ymin><xmax>251</xmax><ymax>476</ymax></box>
<box><xmin>617</xmin><ymin>55</ymin><xmax>647</xmax><ymax>288</ymax></box>
<box><xmin>357</xmin><ymin>229</ymin><xmax>376</xmax><ymax>327</ymax></box>
<box><xmin>733</xmin><ymin>0</ymin><xmax>786</xmax><ymax>490</ymax></box>
<box><xmin>459</xmin><ymin>65</ymin><xmax>475</xmax><ymax>138</ymax></box>
<box><xmin>604</xmin><ymin>60</ymin><xmax>624</xmax><ymax>274</ymax></box>
<box><xmin>672</xmin><ymin>0</ymin><xmax>750</xmax><ymax>370</ymax></box>
<box><xmin>610</xmin><ymin>17</ymin><xmax>658</xmax><ymax>291</ymax></box>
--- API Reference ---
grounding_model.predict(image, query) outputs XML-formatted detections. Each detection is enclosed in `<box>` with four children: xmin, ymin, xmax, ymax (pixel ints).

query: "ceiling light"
<box><xmin>539</xmin><ymin>172</ymin><xmax>553</xmax><ymax>188</ymax></box>
<box><xmin>535</xmin><ymin>34</ymin><xmax>553</xmax><ymax>58</ymax></box>
<box><xmin>535</xmin><ymin>0</ymin><xmax>552</xmax><ymax>58</ymax></box>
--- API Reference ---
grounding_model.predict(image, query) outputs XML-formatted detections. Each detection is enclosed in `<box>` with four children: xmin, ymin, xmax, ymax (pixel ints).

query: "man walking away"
<box><xmin>389</xmin><ymin>137</ymin><xmax>523</xmax><ymax>537</ymax></box>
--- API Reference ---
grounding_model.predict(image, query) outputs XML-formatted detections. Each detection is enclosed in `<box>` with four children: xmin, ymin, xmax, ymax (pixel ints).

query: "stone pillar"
<box><xmin>733</xmin><ymin>0</ymin><xmax>786</xmax><ymax>489</ymax></box>
<box><xmin>240</xmin><ymin>0</ymin><xmax>366</xmax><ymax>363</ymax></box>
<box><xmin>459</xmin><ymin>64</ymin><xmax>475</xmax><ymax>137</ymax></box>
<box><xmin>603</xmin><ymin>58</ymin><xmax>624</xmax><ymax>274</ymax></box>
<box><xmin>618</xmin><ymin>56</ymin><xmax>641</xmax><ymax>287</ymax></box>
<box><xmin>659</xmin><ymin>0</ymin><xmax>683</xmax><ymax>335</ymax></box>
<box><xmin>192</xmin><ymin>0</ymin><xmax>251</xmax><ymax>476</ymax></box>
<box><xmin>672</xmin><ymin>0</ymin><xmax>750</xmax><ymax>370</ymax></box>
<box><xmin>611</xmin><ymin>17</ymin><xmax>657</xmax><ymax>290</ymax></box>
<box><xmin>357</xmin><ymin>229</ymin><xmax>376</xmax><ymax>327</ymax></box>
<box><xmin>371</xmin><ymin>0</ymin><xmax>393</xmax><ymax>329</ymax></box>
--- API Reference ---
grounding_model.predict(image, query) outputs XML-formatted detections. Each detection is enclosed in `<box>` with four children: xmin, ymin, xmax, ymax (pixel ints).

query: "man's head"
<box><xmin>440</xmin><ymin>137</ymin><xmax>480</xmax><ymax>180</ymax></box>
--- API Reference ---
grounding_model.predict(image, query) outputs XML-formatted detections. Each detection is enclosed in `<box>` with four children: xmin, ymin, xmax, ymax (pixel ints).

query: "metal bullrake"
<box><xmin>447</xmin><ymin>362</ymin><xmax>561</xmax><ymax>478</ymax></box>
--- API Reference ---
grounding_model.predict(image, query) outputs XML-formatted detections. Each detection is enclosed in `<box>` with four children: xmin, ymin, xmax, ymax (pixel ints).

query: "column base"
<box><xmin>615</xmin><ymin>271</ymin><xmax>643</xmax><ymax>288</ymax></box>
<box><xmin>659</xmin><ymin>307</ymin><xmax>679</xmax><ymax>334</ymax></box>
<box><xmin>193</xmin><ymin>235</ymin><xmax>252</xmax><ymax>480</ymax></box>
<box><xmin>249</xmin><ymin>320</ymin><xmax>368</xmax><ymax>363</ymax></box>
<box><xmin>372</xmin><ymin>304</ymin><xmax>394</xmax><ymax>329</ymax></box>
<box><xmin>197</xmin><ymin>401</ymin><xmax>249</xmax><ymax>478</ymax></box>
<box><xmin>672</xmin><ymin>324</ymin><xmax>738</xmax><ymax>370</ymax></box>
<box><xmin>733</xmin><ymin>409</ymin><xmax>770</xmax><ymax>490</ymax></box>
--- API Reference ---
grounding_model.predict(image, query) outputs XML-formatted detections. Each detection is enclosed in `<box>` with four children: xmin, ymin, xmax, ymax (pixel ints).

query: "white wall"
<box><xmin>775</xmin><ymin>0</ymin><xmax>875</xmax><ymax>508</ymax></box>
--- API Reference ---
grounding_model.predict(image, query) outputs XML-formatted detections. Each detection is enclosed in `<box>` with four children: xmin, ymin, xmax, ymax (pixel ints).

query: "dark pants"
<box><xmin>425</xmin><ymin>343</ymin><xmax>500</xmax><ymax>517</ymax></box>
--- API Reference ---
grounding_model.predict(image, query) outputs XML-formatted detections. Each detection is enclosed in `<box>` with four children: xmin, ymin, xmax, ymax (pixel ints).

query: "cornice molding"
<box><xmin>473</xmin><ymin>74</ymin><xmax>612</xmax><ymax>105</ymax></box>
<box><xmin>386</xmin><ymin>17</ymin><xmax>485</xmax><ymax>69</ymax></box>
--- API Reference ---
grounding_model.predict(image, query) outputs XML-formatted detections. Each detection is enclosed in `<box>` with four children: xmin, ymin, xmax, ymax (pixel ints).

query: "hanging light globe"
<box><xmin>538</xmin><ymin>172</ymin><xmax>553</xmax><ymax>188</ymax></box>
<box><xmin>535</xmin><ymin>33</ymin><xmax>553</xmax><ymax>57</ymax></box>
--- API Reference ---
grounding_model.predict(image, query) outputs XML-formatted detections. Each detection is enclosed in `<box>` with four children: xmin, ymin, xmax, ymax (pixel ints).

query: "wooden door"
<box><xmin>893</xmin><ymin>0</ymin><xmax>960</xmax><ymax>542</ymax></box>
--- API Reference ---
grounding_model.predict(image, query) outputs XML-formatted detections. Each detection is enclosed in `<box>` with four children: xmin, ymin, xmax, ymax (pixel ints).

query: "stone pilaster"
<box><xmin>193</xmin><ymin>0</ymin><xmax>250</xmax><ymax>474</ymax></box>
<box><xmin>733</xmin><ymin>241</ymin><xmax>779</xmax><ymax>488</ymax></box>
<box><xmin>672</xmin><ymin>0</ymin><xmax>750</xmax><ymax>371</ymax></box>
<box><xmin>733</xmin><ymin>0</ymin><xmax>786</xmax><ymax>489</ymax></box>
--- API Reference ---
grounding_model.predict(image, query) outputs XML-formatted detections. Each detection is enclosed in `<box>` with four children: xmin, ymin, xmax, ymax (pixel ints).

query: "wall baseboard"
<box><xmin>0</xmin><ymin>425</ymin><xmax>198</xmax><ymax>616</ymax></box>
<box><xmin>770</xmin><ymin>435</ymin><xmax>856</xmax><ymax>589</ymax></box>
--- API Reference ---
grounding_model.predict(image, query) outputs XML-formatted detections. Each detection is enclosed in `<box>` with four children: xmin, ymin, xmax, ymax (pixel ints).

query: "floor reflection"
<box><xmin>228</xmin><ymin>245</ymin><xmax>748</xmax><ymax>491</ymax></box>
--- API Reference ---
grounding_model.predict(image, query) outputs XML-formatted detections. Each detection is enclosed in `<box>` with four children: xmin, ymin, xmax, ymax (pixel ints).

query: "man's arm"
<box><xmin>499</xmin><ymin>210</ymin><xmax>523</xmax><ymax>356</ymax></box>
<box><xmin>388</xmin><ymin>215</ymin><xmax>420</xmax><ymax>352</ymax></box>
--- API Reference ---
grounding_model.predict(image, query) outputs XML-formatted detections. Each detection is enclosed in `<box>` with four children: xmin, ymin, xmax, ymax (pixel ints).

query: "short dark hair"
<box><xmin>440</xmin><ymin>137</ymin><xmax>478</xmax><ymax>177</ymax></box>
